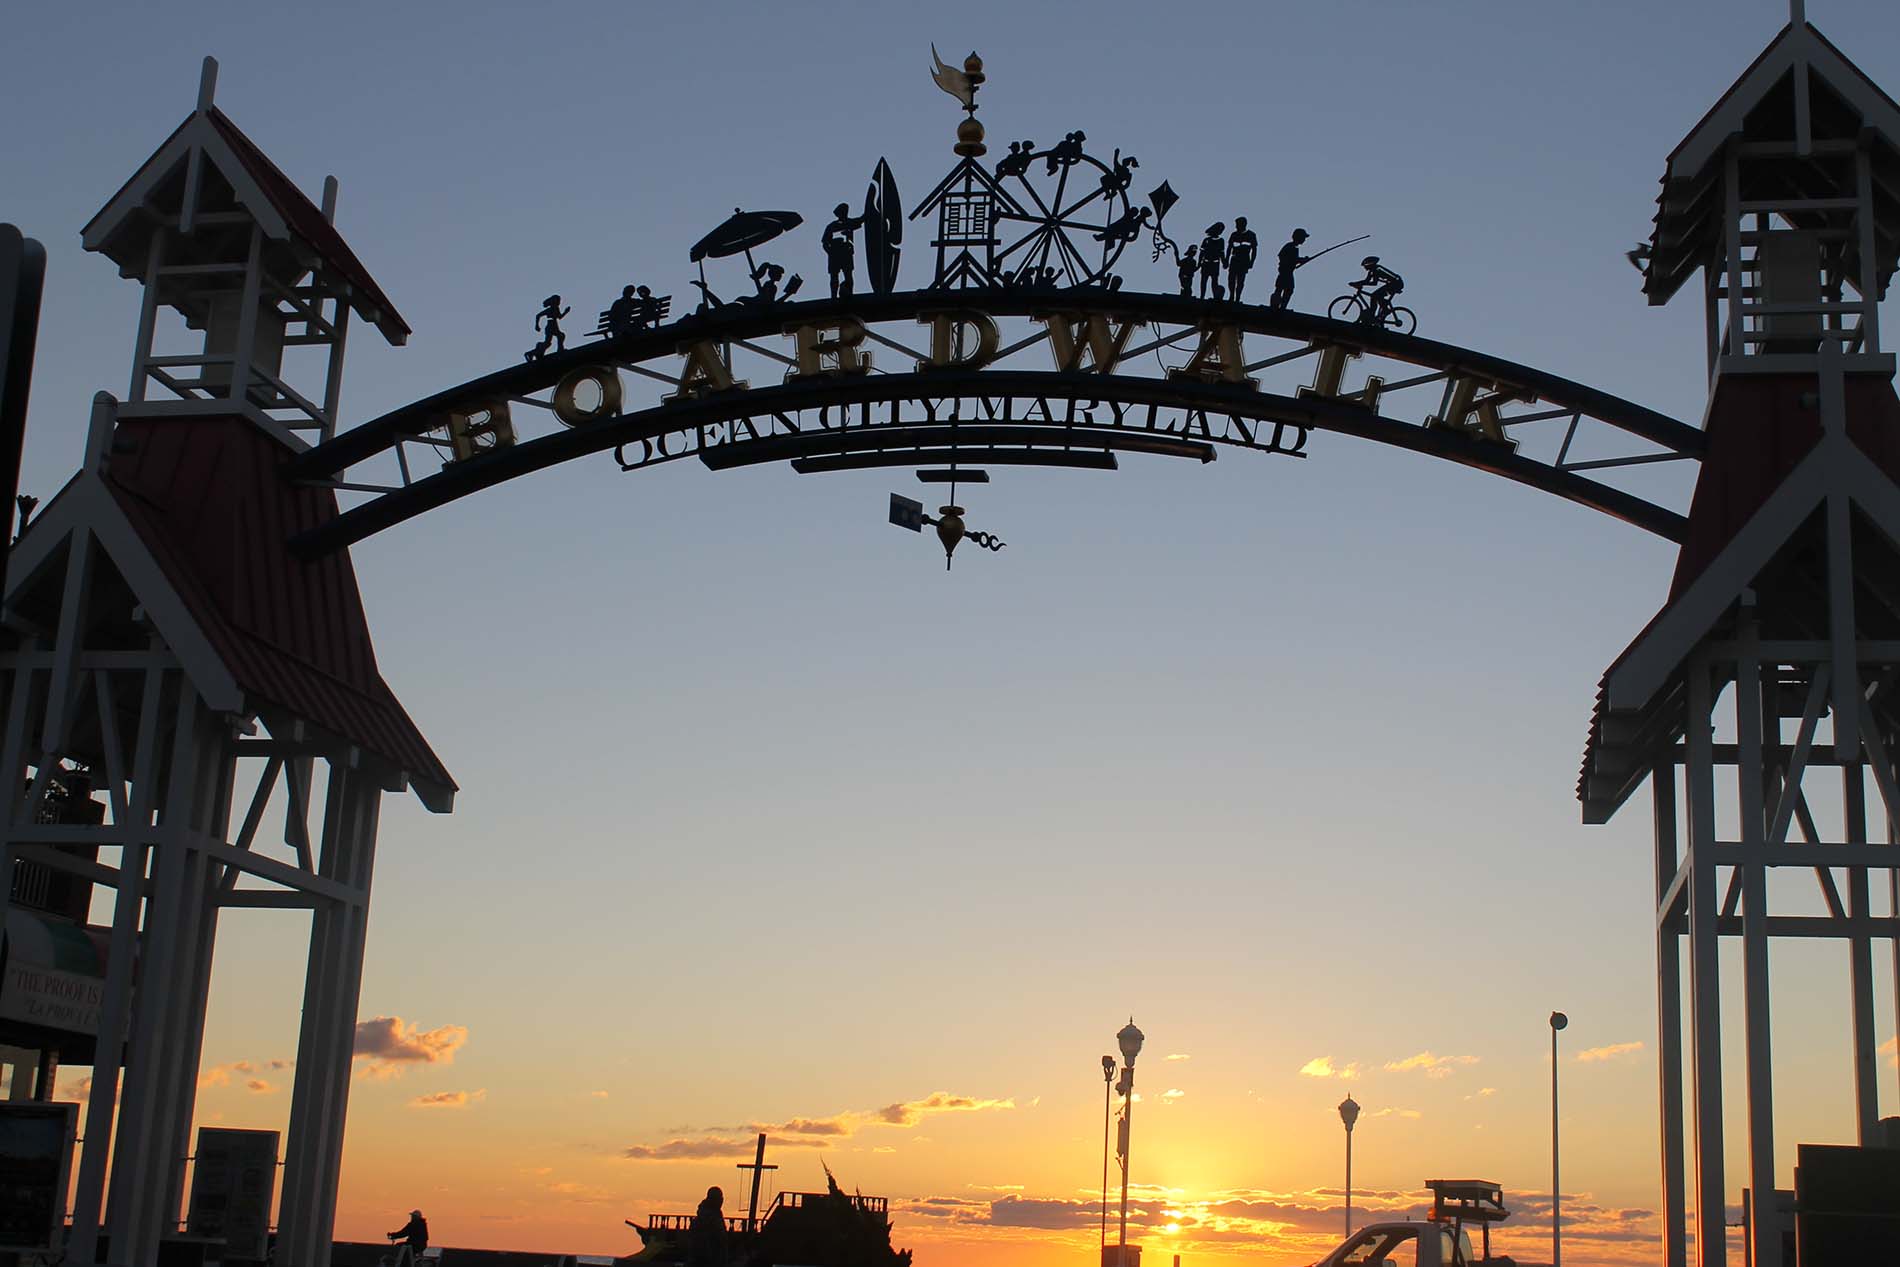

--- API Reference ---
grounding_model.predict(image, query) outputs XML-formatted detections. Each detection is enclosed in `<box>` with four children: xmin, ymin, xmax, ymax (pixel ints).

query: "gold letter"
<box><xmin>1037</xmin><ymin>312</ymin><xmax>1145</xmax><ymax>372</ymax></box>
<box><xmin>1168</xmin><ymin>324</ymin><xmax>1256</xmax><ymax>388</ymax></box>
<box><xmin>1295</xmin><ymin>344</ymin><xmax>1384</xmax><ymax>411</ymax></box>
<box><xmin>1426</xmin><ymin>377</ymin><xmax>1531</xmax><ymax>450</ymax></box>
<box><xmin>667</xmin><ymin>340</ymin><xmax>747</xmax><ymax>402</ymax></box>
<box><xmin>552</xmin><ymin>365</ymin><xmax>624</xmax><ymax>426</ymax></box>
<box><xmin>446</xmin><ymin>398</ymin><xmax>515</xmax><ymax>461</ymax></box>
<box><xmin>917</xmin><ymin>311</ymin><xmax>1000</xmax><ymax>371</ymax></box>
<box><xmin>785</xmin><ymin>319</ymin><xmax>872</xmax><ymax>380</ymax></box>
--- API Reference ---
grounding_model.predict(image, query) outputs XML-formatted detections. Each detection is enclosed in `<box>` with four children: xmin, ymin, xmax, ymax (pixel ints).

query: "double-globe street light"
<box><xmin>1115</xmin><ymin>1018</ymin><xmax>1144</xmax><ymax>1267</ymax></box>
<box><xmin>1338</xmin><ymin>1092</ymin><xmax>1361</xmax><ymax>1238</ymax></box>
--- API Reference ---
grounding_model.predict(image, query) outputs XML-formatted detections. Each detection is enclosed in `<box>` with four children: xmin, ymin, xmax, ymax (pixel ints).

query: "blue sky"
<box><xmin>6</xmin><ymin>1</ymin><xmax>1900</xmax><ymax>1260</ymax></box>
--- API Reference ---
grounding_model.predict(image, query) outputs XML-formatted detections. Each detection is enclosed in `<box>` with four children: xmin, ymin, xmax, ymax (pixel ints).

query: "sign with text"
<box><xmin>186</xmin><ymin>1127</ymin><xmax>278</xmax><ymax>1261</ymax></box>
<box><xmin>0</xmin><ymin>959</ymin><xmax>103</xmax><ymax>1034</ymax></box>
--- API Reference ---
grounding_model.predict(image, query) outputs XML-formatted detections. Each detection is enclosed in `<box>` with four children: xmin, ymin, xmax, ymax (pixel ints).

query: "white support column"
<box><xmin>128</xmin><ymin>232</ymin><xmax>164</xmax><ymax>403</ymax></box>
<box><xmin>1735</xmin><ymin>617</ymin><xmax>1780</xmax><ymax>1267</ymax></box>
<box><xmin>319</xmin><ymin>295</ymin><xmax>351</xmax><ymax>442</ymax></box>
<box><xmin>229</xmin><ymin>223</ymin><xmax>264</xmax><ymax>411</ymax></box>
<box><xmin>279</xmin><ymin>762</ymin><xmax>379</xmax><ymax>1267</ymax></box>
<box><xmin>162</xmin><ymin>723</ymin><xmax>238</xmax><ymax>1226</ymax></box>
<box><xmin>1843</xmin><ymin>762</ymin><xmax>1880</xmax><ymax>1141</ymax></box>
<box><xmin>1684</xmin><ymin>653</ymin><xmax>1728</xmax><ymax>1267</ymax></box>
<box><xmin>1653</xmin><ymin>764</ymin><xmax>1689</xmax><ymax>1267</ymax></box>
<box><xmin>107</xmin><ymin>683</ymin><xmax>203</xmax><ymax>1264</ymax></box>
<box><xmin>67</xmin><ymin>658</ymin><xmax>169</xmax><ymax>1266</ymax></box>
<box><xmin>1856</xmin><ymin>143</ymin><xmax>1881</xmax><ymax>354</ymax></box>
<box><xmin>313</xmin><ymin>773</ymin><xmax>380</xmax><ymax>1254</ymax></box>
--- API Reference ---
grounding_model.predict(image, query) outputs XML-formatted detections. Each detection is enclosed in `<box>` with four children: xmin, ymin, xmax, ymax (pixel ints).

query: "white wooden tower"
<box><xmin>1581</xmin><ymin>9</ymin><xmax>1900</xmax><ymax>1265</ymax></box>
<box><xmin>0</xmin><ymin>59</ymin><xmax>450</xmax><ymax>1267</ymax></box>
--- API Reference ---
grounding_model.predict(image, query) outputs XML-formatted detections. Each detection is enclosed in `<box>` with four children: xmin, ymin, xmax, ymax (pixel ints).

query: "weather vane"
<box><xmin>930</xmin><ymin>45</ymin><xmax>987</xmax><ymax>156</ymax></box>
<box><xmin>888</xmin><ymin>493</ymin><xmax>1005</xmax><ymax>570</ymax></box>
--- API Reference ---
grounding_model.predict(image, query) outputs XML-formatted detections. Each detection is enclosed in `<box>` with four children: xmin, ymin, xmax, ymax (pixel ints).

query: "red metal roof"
<box><xmin>202</xmin><ymin>107</ymin><xmax>411</xmax><ymax>342</ymax></box>
<box><xmin>1578</xmin><ymin>374</ymin><xmax>1900</xmax><ymax>821</ymax></box>
<box><xmin>104</xmin><ymin>415</ymin><xmax>452</xmax><ymax>808</ymax></box>
<box><xmin>1669</xmin><ymin>373</ymin><xmax>1900</xmax><ymax>599</ymax></box>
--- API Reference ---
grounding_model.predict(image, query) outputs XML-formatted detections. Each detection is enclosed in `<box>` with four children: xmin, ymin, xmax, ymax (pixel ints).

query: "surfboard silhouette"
<box><xmin>864</xmin><ymin>159</ymin><xmax>902</xmax><ymax>295</ymax></box>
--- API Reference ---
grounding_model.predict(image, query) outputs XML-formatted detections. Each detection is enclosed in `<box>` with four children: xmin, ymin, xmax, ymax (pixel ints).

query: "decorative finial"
<box><xmin>1789</xmin><ymin>0</ymin><xmax>1806</xmax><ymax>26</ymax></box>
<box><xmin>930</xmin><ymin>45</ymin><xmax>987</xmax><ymax>157</ymax></box>
<box><xmin>197</xmin><ymin>56</ymin><xmax>219</xmax><ymax>113</ymax></box>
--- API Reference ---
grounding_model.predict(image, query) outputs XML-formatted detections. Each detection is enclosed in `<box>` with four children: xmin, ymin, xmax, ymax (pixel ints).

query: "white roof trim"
<box><xmin>5</xmin><ymin>471</ymin><xmax>243</xmax><ymax>712</ymax></box>
<box><xmin>82</xmin><ymin>113</ymin><xmax>291</xmax><ymax>256</ymax></box>
<box><xmin>1671</xmin><ymin>25</ymin><xmax>1900</xmax><ymax>182</ymax></box>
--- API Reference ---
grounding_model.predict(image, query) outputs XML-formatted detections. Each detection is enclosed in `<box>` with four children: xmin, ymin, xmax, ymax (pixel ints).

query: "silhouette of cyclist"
<box><xmin>1353</xmin><ymin>256</ymin><xmax>1404</xmax><ymax>325</ymax></box>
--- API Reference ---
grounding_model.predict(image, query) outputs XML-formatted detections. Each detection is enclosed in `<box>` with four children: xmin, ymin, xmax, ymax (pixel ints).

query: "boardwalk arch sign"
<box><xmin>4</xmin><ymin>18</ymin><xmax>1900</xmax><ymax>1267</ymax></box>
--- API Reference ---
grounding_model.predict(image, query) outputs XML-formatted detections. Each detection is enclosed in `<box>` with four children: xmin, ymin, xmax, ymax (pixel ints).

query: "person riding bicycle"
<box><xmin>1352</xmin><ymin>256</ymin><xmax>1404</xmax><ymax>325</ymax></box>
<box><xmin>387</xmin><ymin>1209</ymin><xmax>428</xmax><ymax>1263</ymax></box>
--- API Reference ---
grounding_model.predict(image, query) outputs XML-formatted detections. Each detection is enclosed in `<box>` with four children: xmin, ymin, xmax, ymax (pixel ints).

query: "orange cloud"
<box><xmin>246</xmin><ymin>1079</ymin><xmax>274</xmax><ymax>1094</ymax></box>
<box><xmin>623</xmin><ymin>1136</ymin><xmax>799</xmax><ymax>1161</ymax></box>
<box><xmin>353</xmin><ymin>1016</ymin><xmax>467</xmax><ymax>1078</ymax></box>
<box><xmin>1576</xmin><ymin>1041</ymin><xmax>1645</xmax><ymax>1063</ymax></box>
<box><xmin>1383</xmin><ymin>1051</ymin><xmax>1478</xmax><ymax>1079</ymax></box>
<box><xmin>410</xmin><ymin>1089</ymin><xmax>486</xmax><ymax>1109</ymax></box>
<box><xmin>1369</xmin><ymin>1107</ymin><xmax>1423</xmax><ymax>1119</ymax></box>
<box><xmin>1159</xmin><ymin>1088</ymin><xmax>1185</xmax><ymax>1103</ymax></box>
<box><xmin>1298</xmin><ymin>1056</ymin><xmax>1361</xmax><ymax>1079</ymax></box>
<box><xmin>873</xmin><ymin>1092</ymin><xmax>1014</xmax><ymax>1125</ymax></box>
<box><xmin>1163</xmin><ymin>1053</ymin><xmax>1191</xmax><ymax>1062</ymax></box>
<box><xmin>622</xmin><ymin>1091</ymin><xmax>1014</xmax><ymax>1162</ymax></box>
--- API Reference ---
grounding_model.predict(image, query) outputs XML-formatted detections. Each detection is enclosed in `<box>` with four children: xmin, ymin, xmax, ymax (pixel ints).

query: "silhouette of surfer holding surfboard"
<box><xmin>824</xmin><ymin>203</ymin><xmax>867</xmax><ymax>298</ymax></box>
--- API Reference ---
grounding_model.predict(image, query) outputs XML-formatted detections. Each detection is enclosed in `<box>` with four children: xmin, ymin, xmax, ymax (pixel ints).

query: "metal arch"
<box><xmin>286</xmin><ymin>288</ymin><xmax>1704</xmax><ymax>556</ymax></box>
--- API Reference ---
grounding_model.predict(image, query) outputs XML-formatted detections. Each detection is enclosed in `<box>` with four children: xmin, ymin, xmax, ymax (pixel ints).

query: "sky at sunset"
<box><xmin>6</xmin><ymin>2</ymin><xmax>1900</xmax><ymax>1265</ymax></box>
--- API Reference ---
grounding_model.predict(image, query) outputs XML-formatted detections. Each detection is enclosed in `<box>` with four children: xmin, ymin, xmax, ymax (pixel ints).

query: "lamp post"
<box><xmin>1101</xmin><ymin>1054</ymin><xmax>1116</xmax><ymax>1262</ymax></box>
<box><xmin>1338</xmin><ymin>1092</ymin><xmax>1360</xmax><ymax>1238</ymax></box>
<box><xmin>1550</xmin><ymin>1011</ymin><xmax>1568</xmax><ymax>1267</ymax></box>
<box><xmin>1116</xmin><ymin>1018</ymin><xmax>1144</xmax><ymax>1267</ymax></box>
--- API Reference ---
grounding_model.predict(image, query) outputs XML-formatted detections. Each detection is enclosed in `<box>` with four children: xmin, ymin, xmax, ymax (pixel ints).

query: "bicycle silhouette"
<box><xmin>1327</xmin><ymin>282</ymin><xmax>1416</xmax><ymax>335</ymax></box>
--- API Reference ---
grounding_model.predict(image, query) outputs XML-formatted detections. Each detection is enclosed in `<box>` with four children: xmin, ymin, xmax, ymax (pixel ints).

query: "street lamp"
<box><xmin>1100</xmin><ymin>1055</ymin><xmax>1116</xmax><ymax>1261</ymax></box>
<box><xmin>1550</xmin><ymin>1011</ymin><xmax>1568</xmax><ymax>1267</ymax></box>
<box><xmin>1338</xmin><ymin>1092</ymin><xmax>1361</xmax><ymax>1238</ymax></box>
<box><xmin>1116</xmin><ymin>1018</ymin><xmax>1144</xmax><ymax>1267</ymax></box>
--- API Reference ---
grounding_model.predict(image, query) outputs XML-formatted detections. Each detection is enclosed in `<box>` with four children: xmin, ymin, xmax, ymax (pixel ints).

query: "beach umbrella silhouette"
<box><xmin>691</xmin><ymin>209</ymin><xmax>804</xmax><ymax>285</ymax></box>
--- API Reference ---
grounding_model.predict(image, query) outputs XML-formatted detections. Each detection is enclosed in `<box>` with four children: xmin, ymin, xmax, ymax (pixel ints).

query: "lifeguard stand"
<box><xmin>1581</xmin><ymin>8</ymin><xmax>1900</xmax><ymax>1267</ymax></box>
<box><xmin>0</xmin><ymin>58</ymin><xmax>450</xmax><ymax>1267</ymax></box>
<box><xmin>84</xmin><ymin>59</ymin><xmax>408</xmax><ymax>446</ymax></box>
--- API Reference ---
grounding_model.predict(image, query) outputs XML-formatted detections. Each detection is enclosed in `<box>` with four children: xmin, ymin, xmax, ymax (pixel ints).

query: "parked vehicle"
<box><xmin>1312</xmin><ymin>1180</ymin><xmax>1516</xmax><ymax>1267</ymax></box>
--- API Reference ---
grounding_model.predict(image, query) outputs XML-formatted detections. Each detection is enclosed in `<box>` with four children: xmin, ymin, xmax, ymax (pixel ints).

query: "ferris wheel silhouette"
<box><xmin>990</xmin><ymin>135</ymin><xmax>1142</xmax><ymax>289</ymax></box>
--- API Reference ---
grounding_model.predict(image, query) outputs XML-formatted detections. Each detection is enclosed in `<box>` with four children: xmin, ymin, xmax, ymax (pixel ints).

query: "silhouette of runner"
<box><xmin>823</xmin><ymin>202</ymin><xmax>866</xmax><ymax>298</ymax></box>
<box><xmin>526</xmin><ymin>295</ymin><xmax>570</xmax><ymax>361</ymax></box>
<box><xmin>1270</xmin><ymin>229</ymin><xmax>1310</xmax><ymax>310</ymax></box>
<box><xmin>1197</xmin><ymin>224</ymin><xmax>1226</xmax><ymax>300</ymax></box>
<box><xmin>1226</xmin><ymin>217</ymin><xmax>1259</xmax><ymax>303</ymax></box>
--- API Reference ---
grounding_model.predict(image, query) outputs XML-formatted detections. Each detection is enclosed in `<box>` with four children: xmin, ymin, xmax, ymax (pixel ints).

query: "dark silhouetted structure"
<box><xmin>1270</xmin><ymin>228</ymin><xmax>1309</xmax><ymax>310</ymax></box>
<box><xmin>525</xmin><ymin>295</ymin><xmax>569</xmax><ymax>361</ymax></box>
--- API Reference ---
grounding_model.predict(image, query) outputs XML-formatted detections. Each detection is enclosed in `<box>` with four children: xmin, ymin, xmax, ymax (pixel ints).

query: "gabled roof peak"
<box><xmin>1665</xmin><ymin>18</ymin><xmax>1900</xmax><ymax>181</ymax></box>
<box><xmin>81</xmin><ymin>58</ymin><xmax>410</xmax><ymax>345</ymax></box>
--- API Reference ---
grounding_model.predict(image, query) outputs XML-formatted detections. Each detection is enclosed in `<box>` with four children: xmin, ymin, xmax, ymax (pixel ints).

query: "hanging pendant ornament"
<box><xmin>887</xmin><ymin>494</ymin><xmax>1005</xmax><ymax>570</ymax></box>
<box><xmin>935</xmin><ymin>504</ymin><xmax>965</xmax><ymax>569</ymax></box>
